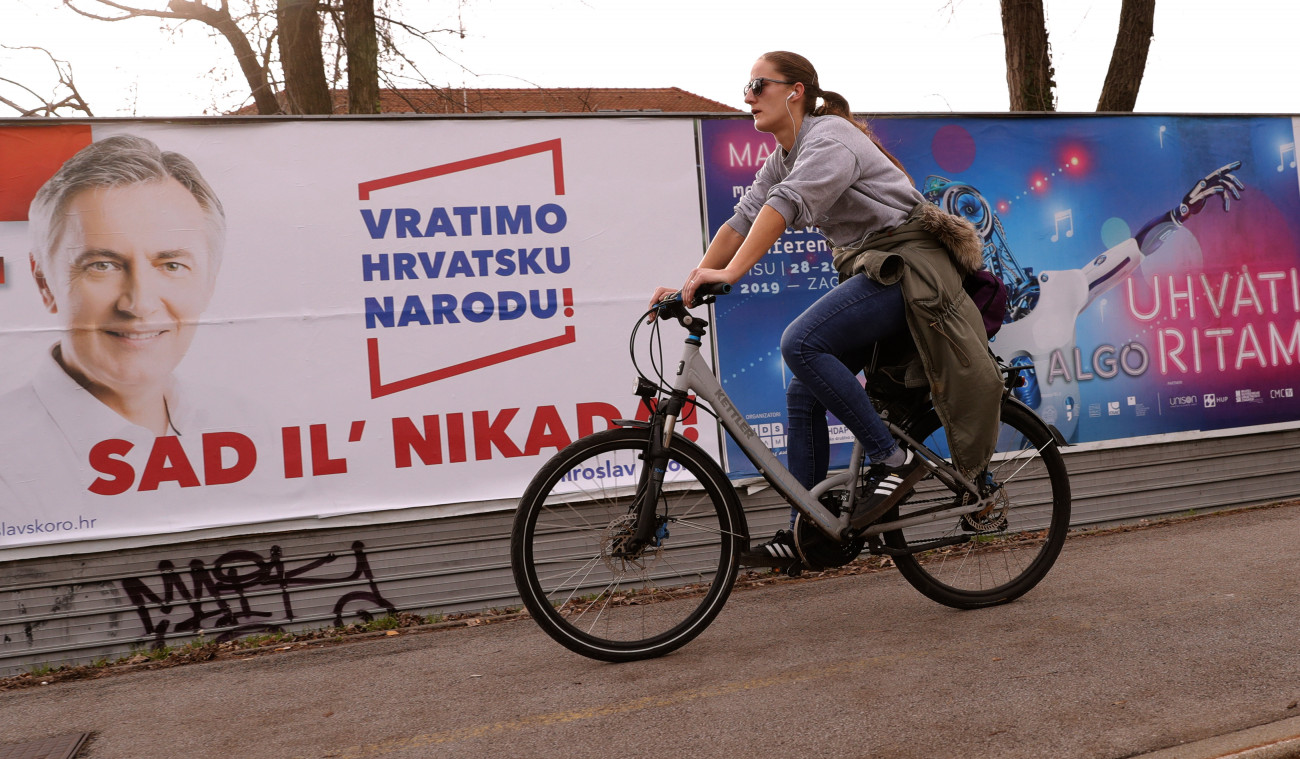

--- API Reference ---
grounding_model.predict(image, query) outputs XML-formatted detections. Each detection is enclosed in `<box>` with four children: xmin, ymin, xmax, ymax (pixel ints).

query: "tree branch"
<box><xmin>0</xmin><ymin>45</ymin><xmax>94</xmax><ymax>116</ymax></box>
<box><xmin>64</xmin><ymin>0</ymin><xmax>186</xmax><ymax>22</ymax></box>
<box><xmin>64</xmin><ymin>0</ymin><xmax>280</xmax><ymax>114</ymax></box>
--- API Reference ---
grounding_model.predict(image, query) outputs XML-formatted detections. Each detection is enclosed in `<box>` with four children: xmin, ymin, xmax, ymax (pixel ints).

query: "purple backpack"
<box><xmin>962</xmin><ymin>269</ymin><xmax>1008</xmax><ymax>339</ymax></box>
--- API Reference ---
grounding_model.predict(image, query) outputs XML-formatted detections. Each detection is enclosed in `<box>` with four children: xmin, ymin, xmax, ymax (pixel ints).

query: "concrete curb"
<box><xmin>1132</xmin><ymin>715</ymin><xmax>1300</xmax><ymax>759</ymax></box>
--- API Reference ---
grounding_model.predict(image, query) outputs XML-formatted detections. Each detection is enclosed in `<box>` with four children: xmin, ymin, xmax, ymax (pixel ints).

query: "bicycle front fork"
<box><xmin>619</xmin><ymin>386</ymin><xmax>691</xmax><ymax>555</ymax></box>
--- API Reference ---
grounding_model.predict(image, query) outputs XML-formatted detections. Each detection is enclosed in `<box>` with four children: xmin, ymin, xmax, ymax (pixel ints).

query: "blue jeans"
<box><xmin>780</xmin><ymin>274</ymin><xmax>908</xmax><ymax>494</ymax></box>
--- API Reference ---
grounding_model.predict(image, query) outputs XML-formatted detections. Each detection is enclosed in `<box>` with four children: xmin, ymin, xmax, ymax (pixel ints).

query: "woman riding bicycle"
<box><xmin>650</xmin><ymin>51</ymin><xmax>1003</xmax><ymax>567</ymax></box>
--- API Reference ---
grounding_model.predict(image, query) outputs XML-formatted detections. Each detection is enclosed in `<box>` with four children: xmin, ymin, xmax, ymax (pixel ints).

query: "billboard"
<box><xmin>700</xmin><ymin>116</ymin><xmax>1300</xmax><ymax>477</ymax></box>
<box><xmin>0</xmin><ymin>119</ymin><xmax>711</xmax><ymax>547</ymax></box>
<box><xmin>7</xmin><ymin>112</ymin><xmax>1300</xmax><ymax>545</ymax></box>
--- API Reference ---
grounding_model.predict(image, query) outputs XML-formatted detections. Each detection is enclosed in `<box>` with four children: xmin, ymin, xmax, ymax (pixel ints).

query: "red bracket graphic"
<box><xmin>359</xmin><ymin>138</ymin><xmax>572</xmax><ymax>398</ymax></box>
<box><xmin>368</xmin><ymin>327</ymin><xmax>577</xmax><ymax>399</ymax></box>
<box><xmin>358</xmin><ymin>138</ymin><xmax>565</xmax><ymax>200</ymax></box>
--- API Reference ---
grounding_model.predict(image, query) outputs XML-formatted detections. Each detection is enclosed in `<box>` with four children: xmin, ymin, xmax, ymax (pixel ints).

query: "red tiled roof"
<box><xmin>233</xmin><ymin>87</ymin><xmax>741</xmax><ymax>115</ymax></box>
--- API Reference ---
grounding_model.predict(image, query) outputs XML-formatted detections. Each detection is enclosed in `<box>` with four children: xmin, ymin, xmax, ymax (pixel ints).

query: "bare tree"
<box><xmin>63</xmin><ymin>0</ymin><xmax>281</xmax><ymax>114</ymax></box>
<box><xmin>61</xmin><ymin>0</ymin><xmax>465</xmax><ymax>115</ymax></box>
<box><xmin>0</xmin><ymin>45</ymin><xmax>95</xmax><ymax>116</ymax></box>
<box><xmin>1096</xmin><ymin>0</ymin><xmax>1157</xmax><ymax>111</ymax></box>
<box><xmin>998</xmin><ymin>0</ymin><xmax>1156</xmax><ymax>112</ymax></box>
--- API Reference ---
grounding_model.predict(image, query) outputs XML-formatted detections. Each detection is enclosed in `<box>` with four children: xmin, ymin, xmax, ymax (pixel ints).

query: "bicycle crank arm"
<box><xmin>860</xmin><ymin>497</ymin><xmax>993</xmax><ymax>537</ymax></box>
<box><xmin>737</xmin><ymin>552</ymin><xmax>799</xmax><ymax>569</ymax></box>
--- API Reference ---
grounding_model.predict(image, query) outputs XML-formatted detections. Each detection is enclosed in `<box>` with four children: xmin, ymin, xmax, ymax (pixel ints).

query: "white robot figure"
<box><xmin>923</xmin><ymin>162</ymin><xmax>1244</xmax><ymax>441</ymax></box>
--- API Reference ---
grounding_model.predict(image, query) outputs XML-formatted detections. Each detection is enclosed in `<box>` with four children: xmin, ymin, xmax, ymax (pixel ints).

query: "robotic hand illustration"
<box><xmin>1133</xmin><ymin>161</ymin><xmax>1244</xmax><ymax>260</ymax></box>
<box><xmin>925</xmin><ymin>161</ymin><xmax>1246</xmax><ymax>442</ymax></box>
<box><xmin>1175</xmin><ymin>161</ymin><xmax>1244</xmax><ymax>222</ymax></box>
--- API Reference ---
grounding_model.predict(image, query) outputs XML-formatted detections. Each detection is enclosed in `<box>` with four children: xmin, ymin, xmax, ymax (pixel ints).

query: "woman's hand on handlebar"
<box><xmin>645</xmin><ymin>268</ymin><xmax>725</xmax><ymax>321</ymax></box>
<box><xmin>681</xmin><ymin>267</ymin><xmax>732</xmax><ymax>308</ymax></box>
<box><xmin>648</xmin><ymin>286</ymin><xmax>678</xmax><ymax>309</ymax></box>
<box><xmin>646</xmin><ymin>286</ymin><xmax>679</xmax><ymax>323</ymax></box>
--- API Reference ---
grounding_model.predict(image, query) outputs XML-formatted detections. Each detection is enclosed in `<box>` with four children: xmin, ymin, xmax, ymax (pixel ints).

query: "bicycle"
<box><xmin>510</xmin><ymin>284</ymin><xmax>1071</xmax><ymax>662</ymax></box>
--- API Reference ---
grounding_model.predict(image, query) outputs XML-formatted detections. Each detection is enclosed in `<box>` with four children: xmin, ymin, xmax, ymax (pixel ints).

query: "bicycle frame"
<box><xmin>511</xmin><ymin>289</ymin><xmax>1072</xmax><ymax>662</ymax></box>
<box><xmin>650</xmin><ymin>329</ymin><xmax>989</xmax><ymax>545</ymax></box>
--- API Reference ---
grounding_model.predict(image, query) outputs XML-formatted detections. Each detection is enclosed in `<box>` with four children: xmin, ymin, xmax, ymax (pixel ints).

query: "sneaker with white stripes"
<box><xmin>848</xmin><ymin>449</ymin><xmax>927</xmax><ymax>531</ymax></box>
<box><xmin>739</xmin><ymin>529</ymin><xmax>800</xmax><ymax>570</ymax></box>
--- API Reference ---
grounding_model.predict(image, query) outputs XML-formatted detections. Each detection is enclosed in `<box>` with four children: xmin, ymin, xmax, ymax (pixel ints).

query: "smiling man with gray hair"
<box><xmin>1</xmin><ymin>134</ymin><xmax>226</xmax><ymax>512</ymax></box>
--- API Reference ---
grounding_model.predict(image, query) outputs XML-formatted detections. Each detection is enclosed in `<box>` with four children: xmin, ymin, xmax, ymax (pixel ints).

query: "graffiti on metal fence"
<box><xmin>120</xmin><ymin>540</ymin><xmax>397</xmax><ymax>646</ymax></box>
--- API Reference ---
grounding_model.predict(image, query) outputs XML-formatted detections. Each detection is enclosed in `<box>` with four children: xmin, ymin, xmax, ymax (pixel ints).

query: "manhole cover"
<box><xmin>0</xmin><ymin>733</ymin><xmax>90</xmax><ymax>759</ymax></box>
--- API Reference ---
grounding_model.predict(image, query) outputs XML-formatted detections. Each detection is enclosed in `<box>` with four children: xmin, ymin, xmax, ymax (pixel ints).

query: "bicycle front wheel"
<box><xmin>884</xmin><ymin>399</ymin><xmax>1071</xmax><ymax>609</ymax></box>
<box><xmin>511</xmin><ymin>428</ymin><xmax>745</xmax><ymax>662</ymax></box>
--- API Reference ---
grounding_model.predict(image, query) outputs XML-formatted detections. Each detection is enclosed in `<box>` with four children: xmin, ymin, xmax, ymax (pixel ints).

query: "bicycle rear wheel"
<box><xmin>884</xmin><ymin>399</ymin><xmax>1071</xmax><ymax>609</ymax></box>
<box><xmin>511</xmin><ymin>428</ymin><xmax>745</xmax><ymax>662</ymax></box>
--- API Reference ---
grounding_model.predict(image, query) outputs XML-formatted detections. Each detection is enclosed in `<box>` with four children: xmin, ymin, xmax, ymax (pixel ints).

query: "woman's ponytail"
<box><xmin>813</xmin><ymin>89</ymin><xmax>911</xmax><ymax>183</ymax></box>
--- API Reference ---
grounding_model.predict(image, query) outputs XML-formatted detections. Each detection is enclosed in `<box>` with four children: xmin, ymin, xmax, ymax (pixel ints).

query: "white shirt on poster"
<box><xmin>0</xmin><ymin>346</ymin><xmax>274</xmax><ymax>541</ymax></box>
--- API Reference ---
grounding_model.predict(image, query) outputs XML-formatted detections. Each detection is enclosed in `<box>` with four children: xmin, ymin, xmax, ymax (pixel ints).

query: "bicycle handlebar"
<box><xmin>691</xmin><ymin>281</ymin><xmax>733</xmax><ymax>301</ymax></box>
<box><xmin>653</xmin><ymin>282</ymin><xmax>731</xmax><ymax>321</ymax></box>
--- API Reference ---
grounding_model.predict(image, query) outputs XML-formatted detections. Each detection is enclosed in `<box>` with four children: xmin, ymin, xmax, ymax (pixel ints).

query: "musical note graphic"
<box><xmin>1159</xmin><ymin>125</ymin><xmax>1167</xmax><ymax>148</ymax></box>
<box><xmin>1050</xmin><ymin>209</ymin><xmax>1074</xmax><ymax>242</ymax></box>
<box><xmin>1278</xmin><ymin>142</ymin><xmax>1296</xmax><ymax>172</ymax></box>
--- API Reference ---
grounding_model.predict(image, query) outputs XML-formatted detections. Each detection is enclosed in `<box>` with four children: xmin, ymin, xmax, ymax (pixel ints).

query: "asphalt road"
<box><xmin>4</xmin><ymin>502</ymin><xmax>1300</xmax><ymax>759</ymax></box>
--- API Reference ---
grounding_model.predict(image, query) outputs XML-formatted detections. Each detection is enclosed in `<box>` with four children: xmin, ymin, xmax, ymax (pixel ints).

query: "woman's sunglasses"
<box><xmin>743</xmin><ymin>77</ymin><xmax>796</xmax><ymax>97</ymax></box>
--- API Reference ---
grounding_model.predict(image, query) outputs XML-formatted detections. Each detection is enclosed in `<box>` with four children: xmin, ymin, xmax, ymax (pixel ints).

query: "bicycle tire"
<box><xmin>511</xmin><ymin>427</ymin><xmax>745</xmax><ymax>662</ymax></box>
<box><xmin>883</xmin><ymin>399</ymin><xmax>1071</xmax><ymax>609</ymax></box>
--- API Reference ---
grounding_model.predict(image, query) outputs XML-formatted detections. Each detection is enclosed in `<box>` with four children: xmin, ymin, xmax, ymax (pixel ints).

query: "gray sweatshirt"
<box><xmin>726</xmin><ymin>115</ymin><xmax>925</xmax><ymax>248</ymax></box>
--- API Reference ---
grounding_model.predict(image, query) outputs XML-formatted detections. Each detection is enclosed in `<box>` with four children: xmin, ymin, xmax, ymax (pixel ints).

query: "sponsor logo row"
<box><xmin>1167</xmin><ymin>387</ymin><xmax>1294</xmax><ymax>409</ymax></box>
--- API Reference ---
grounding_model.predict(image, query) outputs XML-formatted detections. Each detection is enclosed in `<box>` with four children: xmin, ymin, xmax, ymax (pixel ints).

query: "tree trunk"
<box><xmin>343</xmin><ymin>0</ymin><xmax>380</xmax><ymax>114</ymax></box>
<box><xmin>1000</xmin><ymin>0</ymin><xmax>1056</xmax><ymax>111</ymax></box>
<box><xmin>1096</xmin><ymin>0</ymin><xmax>1156</xmax><ymax>111</ymax></box>
<box><xmin>276</xmin><ymin>0</ymin><xmax>332</xmax><ymax>114</ymax></box>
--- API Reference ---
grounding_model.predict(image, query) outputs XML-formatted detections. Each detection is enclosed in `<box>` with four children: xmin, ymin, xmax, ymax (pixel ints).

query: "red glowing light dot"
<box><xmin>1058</xmin><ymin>143</ymin><xmax>1090</xmax><ymax>174</ymax></box>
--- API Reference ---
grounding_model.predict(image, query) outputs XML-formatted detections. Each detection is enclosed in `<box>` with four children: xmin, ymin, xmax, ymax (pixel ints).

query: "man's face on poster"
<box><xmin>34</xmin><ymin>178</ymin><xmax>216</xmax><ymax>396</ymax></box>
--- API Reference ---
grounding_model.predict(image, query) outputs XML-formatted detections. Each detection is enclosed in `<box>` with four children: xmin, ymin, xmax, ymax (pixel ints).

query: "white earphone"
<box><xmin>786</xmin><ymin>92</ymin><xmax>795</xmax><ymax>101</ymax></box>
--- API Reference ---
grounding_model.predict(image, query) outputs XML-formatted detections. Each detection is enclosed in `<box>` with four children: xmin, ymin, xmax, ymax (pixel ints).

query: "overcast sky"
<box><xmin>2</xmin><ymin>0</ymin><xmax>1299</xmax><ymax>117</ymax></box>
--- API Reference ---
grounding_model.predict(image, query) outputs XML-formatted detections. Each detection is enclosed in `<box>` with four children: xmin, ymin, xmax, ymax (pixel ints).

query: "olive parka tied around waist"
<box><xmin>833</xmin><ymin>202</ymin><xmax>1003</xmax><ymax>476</ymax></box>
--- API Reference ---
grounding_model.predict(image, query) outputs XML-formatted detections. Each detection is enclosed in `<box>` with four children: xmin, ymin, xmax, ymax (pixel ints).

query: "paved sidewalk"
<box><xmin>3</xmin><ymin>503</ymin><xmax>1300</xmax><ymax>759</ymax></box>
<box><xmin>1133</xmin><ymin>715</ymin><xmax>1300</xmax><ymax>759</ymax></box>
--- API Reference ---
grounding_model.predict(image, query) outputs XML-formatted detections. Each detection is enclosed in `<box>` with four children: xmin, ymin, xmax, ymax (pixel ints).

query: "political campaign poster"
<box><xmin>0</xmin><ymin>118</ymin><xmax>710</xmax><ymax>548</ymax></box>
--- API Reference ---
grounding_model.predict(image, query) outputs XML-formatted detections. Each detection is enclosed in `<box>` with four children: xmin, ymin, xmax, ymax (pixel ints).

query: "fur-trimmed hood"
<box><xmin>913</xmin><ymin>202</ymin><xmax>985</xmax><ymax>275</ymax></box>
<box><xmin>831</xmin><ymin>201</ymin><xmax>987</xmax><ymax>280</ymax></box>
